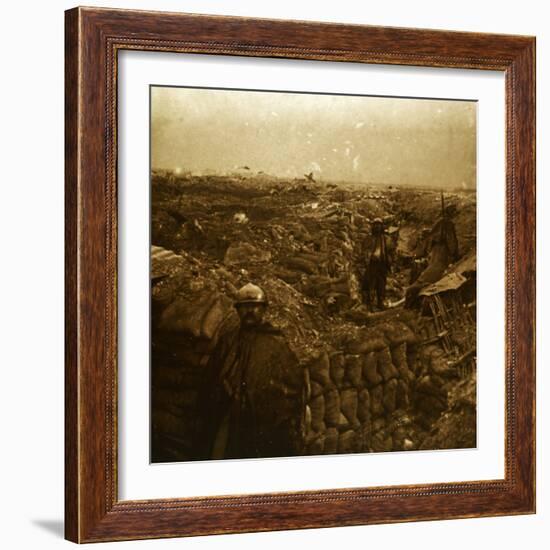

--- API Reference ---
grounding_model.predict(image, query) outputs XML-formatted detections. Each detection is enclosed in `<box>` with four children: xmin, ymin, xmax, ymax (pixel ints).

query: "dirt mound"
<box><xmin>419</xmin><ymin>371</ymin><xmax>476</xmax><ymax>450</ymax></box>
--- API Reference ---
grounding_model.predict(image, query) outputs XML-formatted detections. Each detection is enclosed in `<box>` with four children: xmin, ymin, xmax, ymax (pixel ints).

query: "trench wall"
<box><xmin>304</xmin><ymin>322</ymin><xmax>421</xmax><ymax>455</ymax></box>
<box><xmin>151</xmin><ymin>295</ymin><xmax>447</xmax><ymax>462</ymax></box>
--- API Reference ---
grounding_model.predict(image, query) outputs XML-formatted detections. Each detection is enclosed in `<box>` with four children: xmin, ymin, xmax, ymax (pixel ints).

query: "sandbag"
<box><xmin>298</xmin><ymin>250</ymin><xmax>327</xmax><ymax>264</ymax></box>
<box><xmin>370</xmin><ymin>384</ymin><xmax>384</xmax><ymax>417</ymax></box>
<box><xmin>328</xmin><ymin>281</ymin><xmax>350</xmax><ymax>294</ymax></box>
<box><xmin>383</xmin><ymin>378</ymin><xmax>398</xmax><ymax>414</ymax></box>
<box><xmin>377</xmin><ymin>348</ymin><xmax>400</xmax><ymax>381</ymax></box>
<box><xmin>361</xmin><ymin>422</ymin><xmax>372</xmax><ymax>452</ymax></box>
<box><xmin>152</xmin><ymin>334</ymin><xmax>209</xmax><ymax>367</ymax></box>
<box><xmin>396</xmin><ymin>379</ymin><xmax>410</xmax><ymax>409</ymax></box>
<box><xmin>429</xmin><ymin>347</ymin><xmax>454</xmax><ymax>376</ymax></box>
<box><xmin>340</xmin><ymin>388</ymin><xmax>359</xmax><ymax>428</ymax></box>
<box><xmin>152</xmin><ymin>364</ymin><xmax>201</xmax><ymax>389</ymax></box>
<box><xmin>330</xmin><ymin>352</ymin><xmax>346</xmax><ymax>387</ymax></box>
<box><xmin>345</xmin><ymin>354</ymin><xmax>363</xmax><ymax>388</ymax></box>
<box><xmin>354</xmin><ymin>430</ymin><xmax>366</xmax><ymax>453</ymax></box>
<box><xmin>153</xmin><ymin>388</ymin><xmax>199</xmax><ymax>412</ymax></box>
<box><xmin>416</xmin><ymin>375</ymin><xmax>447</xmax><ymax>400</ymax></box>
<box><xmin>308</xmin><ymin>352</ymin><xmax>331</xmax><ymax>386</ymax></box>
<box><xmin>406</xmin><ymin>347</ymin><xmax>419</xmax><ymax>376</ymax></box>
<box><xmin>160</xmin><ymin>292</ymin><xmax>218</xmax><ymax>337</ymax></box>
<box><xmin>324</xmin><ymin>427</ymin><xmax>339</xmax><ymax>454</ymax></box>
<box><xmin>337</xmin><ymin>412</ymin><xmax>350</xmax><ymax>432</ymax></box>
<box><xmin>372</xmin><ymin>418</ymin><xmax>386</xmax><ymax>433</ymax></box>
<box><xmin>304</xmin><ymin>367</ymin><xmax>311</xmax><ymax>402</ymax></box>
<box><xmin>382</xmin><ymin>322</ymin><xmax>417</xmax><ymax>347</ymax></box>
<box><xmin>285</xmin><ymin>256</ymin><xmax>318</xmax><ymax>274</ymax></box>
<box><xmin>416</xmin><ymin>394</ymin><xmax>447</xmax><ymax>416</ymax></box>
<box><xmin>391</xmin><ymin>343</ymin><xmax>415</xmax><ymax>383</ymax></box>
<box><xmin>362</xmin><ymin>352</ymin><xmax>383</xmax><ymax>387</ymax></box>
<box><xmin>273</xmin><ymin>266</ymin><xmax>302</xmax><ymax>284</ymax></box>
<box><xmin>152</xmin><ymin>408</ymin><xmax>187</xmax><ymax>435</ymax></box>
<box><xmin>324</xmin><ymin>387</ymin><xmax>341</xmax><ymax>427</ymax></box>
<box><xmin>347</xmin><ymin>336</ymin><xmax>387</xmax><ymax>355</ymax></box>
<box><xmin>224</xmin><ymin>242</ymin><xmax>271</xmax><ymax>265</ymax></box>
<box><xmin>304</xmin><ymin>404</ymin><xmax>312</xmax><ymax>434</ymax></box>
<box><xmin>371</xmin><ymin>432</ymin><xmax>393</xmax><ymax>453</ymax></box>
<box><xmin>310</xmin><ymin>380</ymin><xmax>324</xmax><ymax>399</ymax></box>
<box><xmin>306</xmin><ymin>433</ymin><xmax>325</xmax><ymax>455</ymax></box>
<box><xmin>391</xmin><ymin>343</ymin><xmax>407</xmax><ymax>369</ymax></box>
<box><xmin>309</xmin><ymin>394</ymin><xmax>326</xmax><ymax>432</ymax></box>
<box><xmin>357</xmin><ymin>388</ymin><xmax>371</xmax><ymax>424</ymax></box>
<box><xmin>392</xmin><ymin>426</ymin><xmax>409</xmax><ymax>450</ymax></box>
<box><xmin>201</xmin><ymin>296</ymin><xmax>232</xmax><ymax>340</ymax></box>
<box><xmin>338</xmin><ymin>430</ymin><xmax>358</xmax><ymax>454</ymax></box>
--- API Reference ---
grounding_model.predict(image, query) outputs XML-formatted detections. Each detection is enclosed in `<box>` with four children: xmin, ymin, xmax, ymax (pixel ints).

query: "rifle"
<box><xmin>440</xmin><ymin>191</ymin><xmax>446</xmax><ymax>242</ymax></box>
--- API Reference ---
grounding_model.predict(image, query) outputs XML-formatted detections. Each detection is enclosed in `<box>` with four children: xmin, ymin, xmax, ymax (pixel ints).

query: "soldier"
<box><xmin>361</xmin><ymin>218</ymin><xmax>394</xmax><ymax>310</ymax></box>
<box><xmin>405</xmin><ymin>202</ymin><xmax>459</xmax><ymax>307</ymax></box>
<box><xmin>199</xmin><ymin>283</ymin><xmax>306</xmax><ymax>460</ymax></box>
<box><xmin>409</xmin><ymin>227</ymin><xmax>431</xmax><ymax>284</ymax></box>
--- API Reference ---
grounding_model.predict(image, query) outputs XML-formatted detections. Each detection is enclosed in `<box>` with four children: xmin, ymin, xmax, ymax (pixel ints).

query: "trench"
<box><xmin>151</xmin><ymin>175</ymin><xmax>477</xmax><ymax>462</ymax></box>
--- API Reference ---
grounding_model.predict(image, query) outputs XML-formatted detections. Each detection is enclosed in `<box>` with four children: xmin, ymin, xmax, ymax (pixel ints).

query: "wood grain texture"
<box><xmin>64</xmin><ymin>6</ymin><xmax>536</xmax><ymax>543</ymax></box>
<box><xmin>64</xmin><ymin>7</ymin><xmax>79</xmax><ymax>543</ymax></box>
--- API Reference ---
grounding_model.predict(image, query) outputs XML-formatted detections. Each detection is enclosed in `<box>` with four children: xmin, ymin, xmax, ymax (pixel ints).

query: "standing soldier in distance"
<box><xmin>361</xmin><ymin>218</ymin><xmax>394</xmax><ymax>311</ymax></box>
<box><xmin>405</xmin><ymin>195</ymin><xmax>460</xmax><ymax>307</ymax></box>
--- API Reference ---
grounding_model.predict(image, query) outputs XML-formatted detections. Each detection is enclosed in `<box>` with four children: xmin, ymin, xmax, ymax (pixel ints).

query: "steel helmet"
<box><xmin>235</xmin><ymin>283</ymin><xmax>267</xmax><ymax>305</ymax></box>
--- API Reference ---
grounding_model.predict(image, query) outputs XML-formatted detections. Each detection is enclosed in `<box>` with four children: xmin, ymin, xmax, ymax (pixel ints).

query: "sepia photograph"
<box><xmin>150</xmin><ymin>85</ymin><xmax>477</xmax><ymax>463</ymax></box>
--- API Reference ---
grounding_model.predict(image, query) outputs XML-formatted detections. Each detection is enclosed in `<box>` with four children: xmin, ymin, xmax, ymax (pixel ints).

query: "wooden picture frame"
<box><xmin>65</xmin><ymin>6</ymin><xmax>536</xmax><ymax>543</ymax></box>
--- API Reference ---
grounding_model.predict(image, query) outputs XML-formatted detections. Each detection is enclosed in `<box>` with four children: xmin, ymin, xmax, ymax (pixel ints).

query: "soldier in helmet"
<box><xmin>199</xmin><ymin>283</ymin><xmax>306</xmax><ymax>460</ymax></box>
<box><xmin>361</xmin><ymin>218</ymin><xmax>394</xmax><ymax>310</ymax></box>
<box><xmin>405</xmin><ymin>202</ymin><xmax>459</xmax><ymax>307</ymax></box>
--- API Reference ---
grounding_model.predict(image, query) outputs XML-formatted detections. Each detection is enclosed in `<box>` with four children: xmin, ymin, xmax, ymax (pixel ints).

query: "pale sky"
<box><xmin>151</xmin><ymin>86</ymin><xmax>476</xmax><ymax>188</ymax></box>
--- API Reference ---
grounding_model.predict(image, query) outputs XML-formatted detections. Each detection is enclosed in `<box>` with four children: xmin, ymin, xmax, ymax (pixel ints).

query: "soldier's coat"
<box><xmin>199</xmin><ymin>322</ymin><xmax>305</xmax><ymax>459</ymax></box>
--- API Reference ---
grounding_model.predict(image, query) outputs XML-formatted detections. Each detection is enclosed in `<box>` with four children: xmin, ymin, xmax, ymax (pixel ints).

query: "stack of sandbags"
<box><xmin>350</xmin><ymin>336</ymin><xmax>385</xmax><ymax>452</ymax></box>
<box><xmin>151</xmin><ymin>246</ymin><xmax>243</xmax><ymax>462</ymax></box>
<box><xmin>159</xmin><ymin>290</ymin><xmax>235</xmax><ymax>343</ymax></box>
<box><xmin>350</xmin><ymin>326</ymin><xmax>418</xmax><ymax>453</ymax></box>
<box><xmin>152</xmin><ymin>245</ymin><xmax>239</xmax><ymax>346</ymax></box>
<box><xmin>305</xmin><ymin>349</ymin><xmax>365</xmax><ymax>455</ymax></box>
<box><xmin>337</xmin><ymin>352</ymin><xmax>364</xmax><ymax>453</ymax></box>
<box><xmin>413</xmin><ymin>382</ymin><xmax>448</xmax><ymax>428</ymax></box>
<box><xmin>370</xmin><ymin>418</ymin><xmax>393</xmax><ymax>453</ymax></box>
<box><xmin>361</xmin><ymin>347</ymin><xmax>397</xmax><ymax>452</ymax></box>
<box><xmin>303</xmin><ymin>319</ymin><xmax>420</xmax><ymax>456</ymax></box>
<box><xmin>309</xmin><ymin>390</ymin><xmax>325</xmax><ymax>433</ymax></box>
<box><xmin>304</xmin><ymin>353</ymin><xmax>374</xmax><ymax>454</ymax></box>
<box><xmin>152</xmin><ymin>388</ymin><xmax>199</xmax><ymax>432</ymax></box>
<box><xmin>284</xmin><ymin>252</ymin><xmax>323</xmax><ymax>275</ymax></box>
<box><xmin>298</xmin><ymin>314</ymin><xmax>424</xmax><ymax>454</ymax></box>
<box><xmin>324</xmin><ymin>385</ymin><xmax>341</xmax><ymax>429</ymax></box>
<box><xmin>224</xmin><ymin>241</ymin><xmax>272</xmax><ymax>265</ymax></box>
<box><xmin>411</xmin><ymin>345</ymin><xmax>451</xmax><ymax>430</ymax></box>
<box><xmin>151</xmin><ymin>336</ymin><xmax>211</xmax><ymax>462</ymax></box>
<box><xmin>304</xmin><ymin>351</ymin><xmax>331</xmax><ymax>455</ymax></box>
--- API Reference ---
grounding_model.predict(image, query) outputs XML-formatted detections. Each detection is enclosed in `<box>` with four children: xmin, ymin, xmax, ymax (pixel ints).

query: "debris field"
<box><xmin>150</xmin><ymin>173</ymin><xmax>477</xmax><ymax>462</ymax></box>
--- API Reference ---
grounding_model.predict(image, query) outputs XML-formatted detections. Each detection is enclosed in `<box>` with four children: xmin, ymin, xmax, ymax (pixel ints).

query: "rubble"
<box><xmin>419</xmin><ymin>371</ymin><xmax>476</xmax><ymax>450</ymax></box>
<box><xmin>150</xmin><ymin>174</ymin><xmax>477</xmax><ymax>461</ymax></box>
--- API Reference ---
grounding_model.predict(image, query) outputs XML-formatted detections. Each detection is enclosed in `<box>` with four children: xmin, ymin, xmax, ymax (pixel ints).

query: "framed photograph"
<box><xmin>65</xmin><ymin>7</ymin><xmax>535</xmax><ymax>543</ymax></box>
